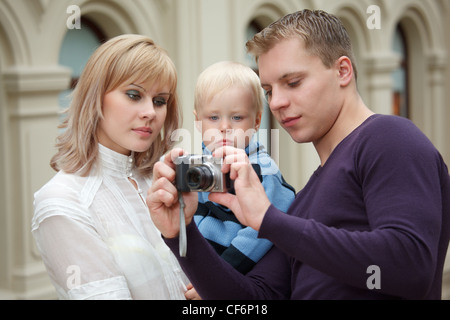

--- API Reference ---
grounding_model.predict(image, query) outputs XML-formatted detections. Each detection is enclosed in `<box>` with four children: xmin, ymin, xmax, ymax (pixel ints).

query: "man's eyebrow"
<box><xmin>280</xmin><ymin>71</ymin><xmax>307</xmax><ymax>81</ymax></box>
<box><xmin>261</xmin><ymin>71</ymin><xmax>307</xmax><ymax>87</ymax></box>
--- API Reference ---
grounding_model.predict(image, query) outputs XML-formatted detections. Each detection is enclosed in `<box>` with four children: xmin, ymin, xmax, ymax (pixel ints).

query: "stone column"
<box><xmin>426</xmin><ymin>50</ymin><xmax>447</xmax><ymax>154</ymax></box>
<box><xmin>363</xmin><ymin>52</ymin><xmax>401</xmax><ymax>115</ymax></box>
<box><xmin>1</xmin><ymin>65</ymin><xmax>71</xmax><ymax>299</ymax></box>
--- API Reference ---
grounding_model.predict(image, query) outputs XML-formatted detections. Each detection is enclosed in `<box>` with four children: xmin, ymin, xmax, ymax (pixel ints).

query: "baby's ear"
<box><xmin>255</xmin><ymin>111</ymin><xmax>262</xmax><ymax>131</ymax></box>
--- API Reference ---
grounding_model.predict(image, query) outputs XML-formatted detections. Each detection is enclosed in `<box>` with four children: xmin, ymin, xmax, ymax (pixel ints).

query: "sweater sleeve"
<box><xmin>164</xmin><ymin>221</ymin><xmax>291</xmax><ymax>300</ymax></box>
<box><xmin>259</xmin><ymin>117</ymin><xmax>445</xmax><ymax>299</ymax></box>
<box><xmin>220</xmin><ymin>171</ymin><xmax>296</xmax><ymax>273</ymax></box>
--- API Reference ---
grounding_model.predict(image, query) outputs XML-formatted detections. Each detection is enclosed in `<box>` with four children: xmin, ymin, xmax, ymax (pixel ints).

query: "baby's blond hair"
<box><xmin>194</xmin><ymin>61</ymin><xmax>264</xmax><ymax>116</ymax></box>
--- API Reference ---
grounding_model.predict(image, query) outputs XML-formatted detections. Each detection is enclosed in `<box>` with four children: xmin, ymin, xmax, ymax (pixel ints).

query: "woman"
<box><xmin>32</xmin><ymin>34</ymin><xmax>189</xmax><ymax>299</ymax></box>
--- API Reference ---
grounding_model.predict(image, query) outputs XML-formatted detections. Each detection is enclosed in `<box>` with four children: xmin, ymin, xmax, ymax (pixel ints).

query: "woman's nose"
<box><xmin>140</xmin><ymin>101</ymin><xmax>156</xmax><ymax>120</ymax></box>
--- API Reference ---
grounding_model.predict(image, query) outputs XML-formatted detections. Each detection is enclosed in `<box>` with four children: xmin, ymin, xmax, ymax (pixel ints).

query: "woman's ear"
<box><xmin>336</xmin><ymin>56</ymin><xmax>353</xmax><ymax>87</ymax></box>
<box><xmin>193</xmin><ymin>110</ymin><xmax>202</xmax><ymax>131</ymax></box>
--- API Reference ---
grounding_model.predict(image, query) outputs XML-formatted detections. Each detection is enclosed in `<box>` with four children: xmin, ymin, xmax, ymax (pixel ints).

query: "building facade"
<box><xmin>0</xmin><ymin>0</ymin><xmax>449</xmax><ymax>299</ymax></box>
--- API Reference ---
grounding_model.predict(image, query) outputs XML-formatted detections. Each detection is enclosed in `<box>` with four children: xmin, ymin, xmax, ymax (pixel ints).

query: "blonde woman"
<box><xmin>32</xmin><ymin>34</ymin><xmax>189</xmax><ymax>299</ymax></box>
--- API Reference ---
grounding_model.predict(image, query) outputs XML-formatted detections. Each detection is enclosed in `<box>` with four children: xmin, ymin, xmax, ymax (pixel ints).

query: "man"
<box><xmin>147</xmin><ymin>10</ymin><xmax>450</xmax><ymax>299</ymax></box>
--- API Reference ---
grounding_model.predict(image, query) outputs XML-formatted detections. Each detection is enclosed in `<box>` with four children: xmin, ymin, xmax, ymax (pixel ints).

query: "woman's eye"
<box><xmin>126</xmin><ymin>90</ymin><xmax>141</xmax><ymax>101</ymax></box>
<box><xmin>153</xmin><ymin>97</ymin><xmax>168</xmax><ymax>107</ymax></box>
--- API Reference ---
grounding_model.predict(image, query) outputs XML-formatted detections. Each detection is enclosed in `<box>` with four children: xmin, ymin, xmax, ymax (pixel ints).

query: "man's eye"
<box><xmin>126</xmin><ymin>90</ymin><xmax>141</xmax><ymax>101</ymax></box>
<box><xmin>288</xmin><ymin>80</ymin><xmax>301</xmax><ymax>88</ymax></box>
<box><xmin>153</xmin><ymin>97</ymin><xmax>168</xmax><ymax>107</ymax></box>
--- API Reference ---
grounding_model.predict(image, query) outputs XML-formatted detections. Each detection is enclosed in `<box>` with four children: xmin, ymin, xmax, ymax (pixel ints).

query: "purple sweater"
<box><xmin>165</xmin><ymin>115</ymin><xmax>450</xmax><ymax>299</ymax></box>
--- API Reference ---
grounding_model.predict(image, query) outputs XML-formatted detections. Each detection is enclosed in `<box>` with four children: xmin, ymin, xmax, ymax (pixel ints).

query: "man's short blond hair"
<box><xmin>246</xmin><ymin>9</ymin><xmax>358</xmax><ymax>80</ymax></box>
<box><xmin>194</xmin><ymin>61</ymin><xmax>265</xmax><ymax>115</ymax></box>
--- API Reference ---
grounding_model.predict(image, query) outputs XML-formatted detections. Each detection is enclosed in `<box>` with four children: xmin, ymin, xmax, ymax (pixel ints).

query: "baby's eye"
<box><xmin>209</xmin><ymin>116</ymin><xmax>219</xmax><ymax>121</ymax></box>
<box><xmin>232</xmin><ymin>116</ymin><xmax>243</xmax><ymax>121</ymax></box>
<box><xmin>153</xmin><ymin>97</ymin><xmax>168</xmax><ymax>107</ymax></box>
<box><xmin>126</xmin><ymin>90</ymin><xmax>141</xmax><ymax>101</ymax></box>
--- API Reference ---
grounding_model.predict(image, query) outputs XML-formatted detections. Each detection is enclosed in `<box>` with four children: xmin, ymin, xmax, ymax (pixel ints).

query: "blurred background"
<box><xmin>0</xmin><ymin>0</ymin><xmax>449</xmax><ymax>299</ymax></box>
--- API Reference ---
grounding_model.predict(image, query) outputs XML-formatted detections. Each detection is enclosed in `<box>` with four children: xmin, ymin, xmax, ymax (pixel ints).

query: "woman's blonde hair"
<box><xmin>194</xmin><ymin>61</ymin><xmax>264</xmax><ymax>116</ymax></box>
<box><xmin>246</xmin><ymin>9</ymin><xmax>358</xmax><ymax>80</ymax></box>
<box><xmin>51</xmin><ymin>34</ymin><xmax>181</xmax><ymax>177</ymax></box>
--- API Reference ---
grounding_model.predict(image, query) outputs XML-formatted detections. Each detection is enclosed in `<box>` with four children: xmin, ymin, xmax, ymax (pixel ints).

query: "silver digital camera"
<box><xmin>174</xmin><ymin>154</ymin><xmax>234</xmax><ymax>193</ymax></box>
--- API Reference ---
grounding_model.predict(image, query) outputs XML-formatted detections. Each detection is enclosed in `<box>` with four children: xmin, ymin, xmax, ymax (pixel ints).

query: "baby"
<box><xmin>193</xmin><ymin>61</ymin><xmax>295</xmax><ymax>273</ymax></box>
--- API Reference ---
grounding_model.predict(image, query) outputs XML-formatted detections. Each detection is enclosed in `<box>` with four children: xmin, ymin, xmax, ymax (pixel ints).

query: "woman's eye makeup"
<box><xmin>153</xmin><ymin>96</ymin><xmax>168</xmax><ymax>107</ymax></box>
<box><xmin>125</xmin><ymin>87</ymin><xmax>170</xmax><ymax>107</ymax></box>
<box><xmin>126</xmin><ymin>90</ymin><xmax>142</xmax><ymax>101</ymax></box>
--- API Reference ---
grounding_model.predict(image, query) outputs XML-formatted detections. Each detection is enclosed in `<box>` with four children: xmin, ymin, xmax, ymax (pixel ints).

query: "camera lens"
<box><xmin>186</xmin><ymin>166</ymin><xmax>214</xmax><ymax>191</ymax></box>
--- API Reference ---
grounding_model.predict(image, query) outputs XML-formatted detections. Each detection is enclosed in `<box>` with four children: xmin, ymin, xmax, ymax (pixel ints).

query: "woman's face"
<box><xmin>97</xmin><ymin>79</ymin><xmax>169</xmax><ymax>155</ymax></box>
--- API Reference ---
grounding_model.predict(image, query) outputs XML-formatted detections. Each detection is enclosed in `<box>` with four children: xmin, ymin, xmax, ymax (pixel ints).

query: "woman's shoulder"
<box><xmin>32</xmin><ymin>171</ymin><xmax>97</xmax><ymax>230</ymax></box>
<box><xmin>34</xmin><ymin>171</ymin><xmax>92</xmax><ymax>206</ymax></box>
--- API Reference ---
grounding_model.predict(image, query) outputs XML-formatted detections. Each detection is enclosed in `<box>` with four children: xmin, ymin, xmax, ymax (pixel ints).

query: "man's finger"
<box><xmin>213</xmin><ymin>146</ymin><xmax>241</xmax><ymax>159</ymax></box>
<box><xmin>167</xmin><ymin>148</ymin><xmax>186</xmax><ymax>166</ymax></box>
<box><xmin>209</xmin><ymin>192</ymin><xmax>239</xmax><ymax>213</ymax></box>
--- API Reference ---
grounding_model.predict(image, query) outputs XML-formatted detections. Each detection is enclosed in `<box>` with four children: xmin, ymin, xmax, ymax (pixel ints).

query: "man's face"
<box><xmin>258</xmin><ymin>38</ymin><xmax>343</xmax><ymax>145</ymax></box>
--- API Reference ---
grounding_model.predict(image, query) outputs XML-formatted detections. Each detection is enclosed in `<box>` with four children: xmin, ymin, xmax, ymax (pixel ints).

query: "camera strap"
<box><xmin>178</xmin><ymin>191</ymin><xmax>187</xmax><ymax>257</ymax></box>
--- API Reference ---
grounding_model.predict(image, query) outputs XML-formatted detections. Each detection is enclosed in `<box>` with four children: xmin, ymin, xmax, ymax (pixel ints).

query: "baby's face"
<box><xmin>195</xmin><ymin>86</ymin><xmax>261</xmax><ymax>152</ymax></box>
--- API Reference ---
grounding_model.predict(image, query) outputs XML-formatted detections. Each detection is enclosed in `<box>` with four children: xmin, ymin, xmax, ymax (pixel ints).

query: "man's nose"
<box><xmin>269</xmin><ymin>88</ymin><xmax>289</xmax><ymax>112</ymax></box>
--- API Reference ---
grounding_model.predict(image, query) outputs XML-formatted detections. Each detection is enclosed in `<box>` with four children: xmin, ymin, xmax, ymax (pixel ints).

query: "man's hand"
<box><xmin>146</xmin><ymin>148</ymin><xmax>198</xmax><ymax>239</ymax></box>
<box><xmin>209</xmin><ymin>146</ymin><xmax>271</xmax><ymax>231</ymax></box>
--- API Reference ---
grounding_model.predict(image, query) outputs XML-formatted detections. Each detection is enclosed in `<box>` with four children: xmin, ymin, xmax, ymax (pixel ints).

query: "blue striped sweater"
<box><xmin>194</xmin><ymin>140</ymin><xmax>296</xmax><ymax>274</ymax></box>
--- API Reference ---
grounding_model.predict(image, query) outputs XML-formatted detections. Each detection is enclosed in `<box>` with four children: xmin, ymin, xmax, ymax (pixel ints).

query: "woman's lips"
<box><xmin>133</xmin><ymin>127</ymin><xmax>152</xmax><ymax>137</ymax></box>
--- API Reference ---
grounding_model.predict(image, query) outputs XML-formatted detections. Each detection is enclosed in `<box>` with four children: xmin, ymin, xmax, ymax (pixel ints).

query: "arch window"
<box><xmin>245</xmin><ymin>20</ymin><xmax>273</xmax><ymax>153</ymax></box>
<box><xmin>58</xmin><ymin>17</ymin><xmax>106</xmax><ymax>111</ymax></box>
<box><xmin>391</xmin><ymin>25</ymin><xmax>409</xmax><ymax>118</ymax></box>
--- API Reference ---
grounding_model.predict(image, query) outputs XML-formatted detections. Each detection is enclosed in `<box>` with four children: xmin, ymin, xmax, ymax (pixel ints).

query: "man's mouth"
<box><xmin>281</xmin><ymin>116</ymin><xmax>301</xmax><ymax>127</ymax></box>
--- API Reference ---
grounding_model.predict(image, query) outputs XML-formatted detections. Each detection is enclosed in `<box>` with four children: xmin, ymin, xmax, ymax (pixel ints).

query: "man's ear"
<box><xmin>336</xmin><ymin>56</ymin><xmax>353</xmax><ymax>87</ymax></box>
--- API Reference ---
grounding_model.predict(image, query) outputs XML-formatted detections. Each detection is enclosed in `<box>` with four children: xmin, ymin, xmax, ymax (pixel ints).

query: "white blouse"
<box><xmin>32</xmin><ymin>144</ymin><xmax>189</xmax><ymax>300</ymax></box>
